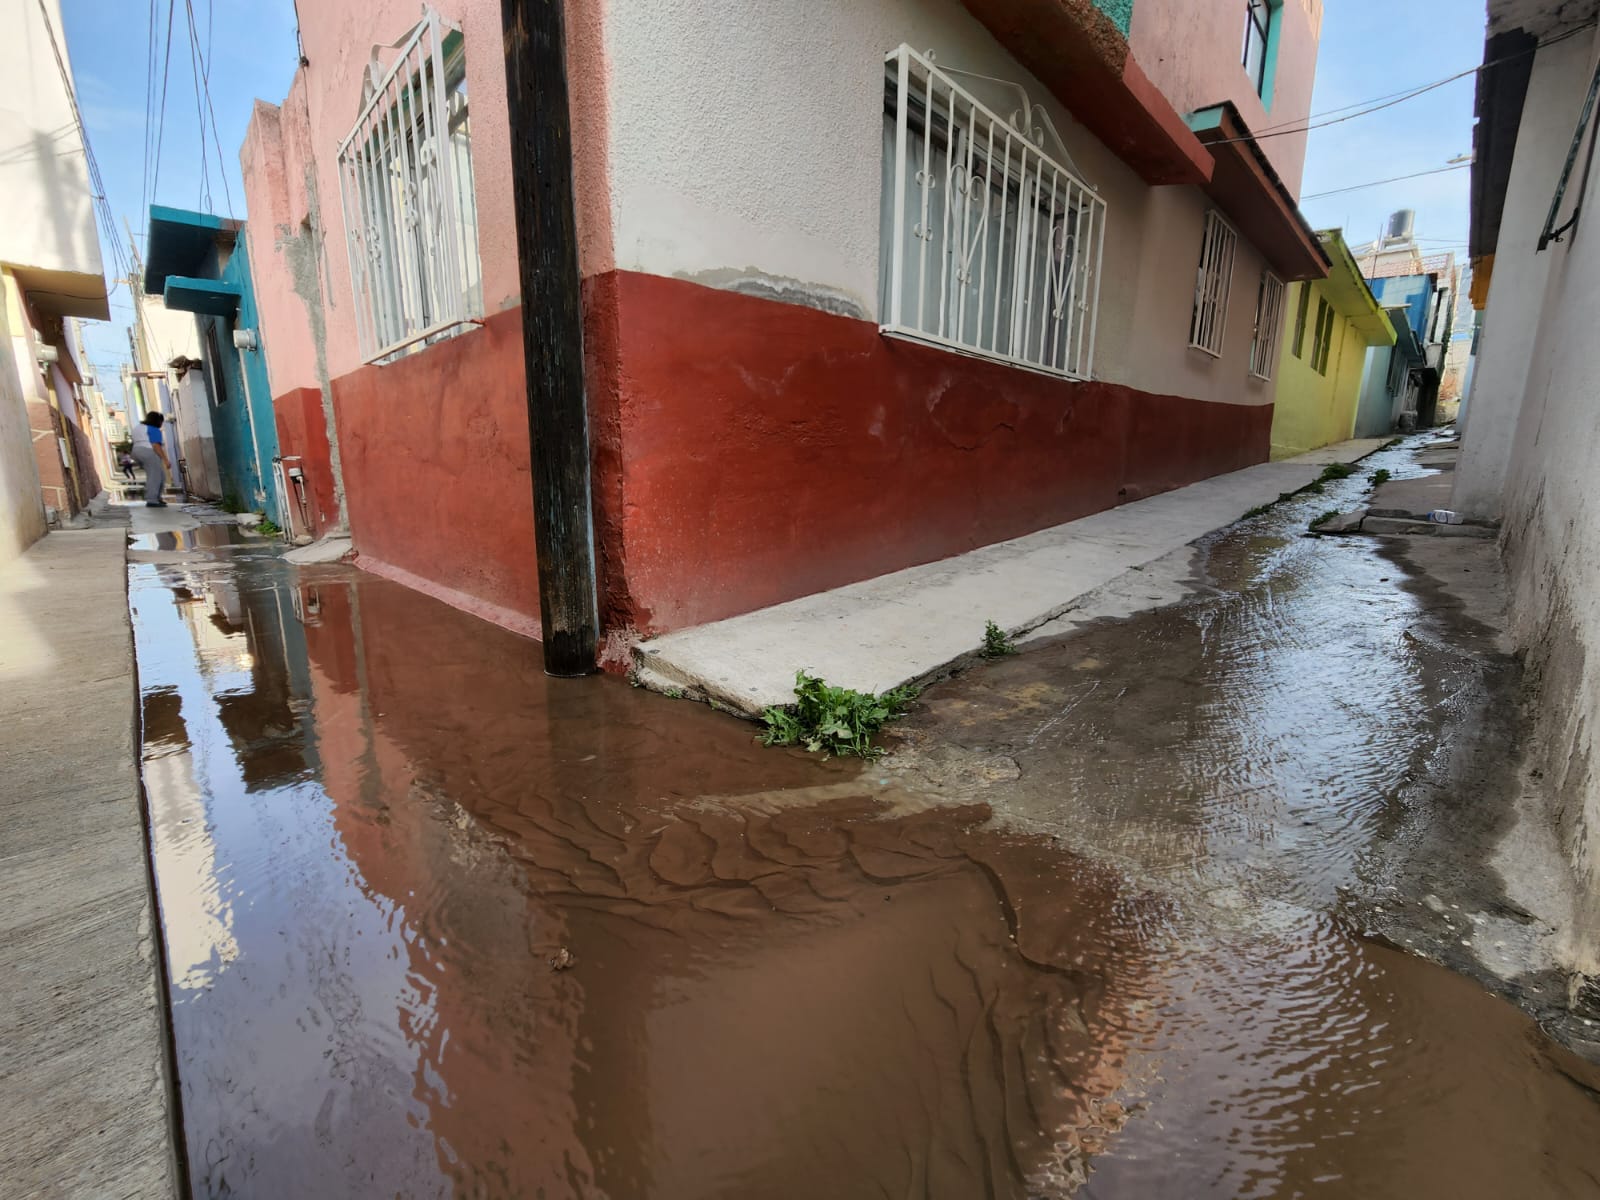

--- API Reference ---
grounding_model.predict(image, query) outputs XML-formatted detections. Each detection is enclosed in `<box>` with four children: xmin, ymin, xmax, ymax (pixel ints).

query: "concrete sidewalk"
<box><xmin>0</xmin><ymin>527</ymin><xmax>180</xmax><ymax>1198</ymax></box>
<box><xmin>635</xmin><ymin>438</ymin><xmax>1387</xmax><ymax>716</ymax></box>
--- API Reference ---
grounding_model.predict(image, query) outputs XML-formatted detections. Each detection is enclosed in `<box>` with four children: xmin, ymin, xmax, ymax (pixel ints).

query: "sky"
<box><xmin>58</xmin><ymin>1</ymin><xmax>1487</xmax><ymax>411</ymax></box>
<box><xmin>61</xmin><ymin>0</ymin><xmax>300</xmax><ymax>413</ymax></box>
<box><xmin>1298</xmin><ymin>2</ymin><xmax>1487</xmax><ymax>259</ymax></box>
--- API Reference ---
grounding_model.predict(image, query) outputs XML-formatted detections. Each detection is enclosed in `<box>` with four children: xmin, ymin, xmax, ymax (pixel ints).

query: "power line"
<box><xmin>1301</xmin><ymin>162</ymin><xmax>1472</xmax><ymax>201</ymax></box>
<box><xmin>1222</xmin><ymin>20</ymin><xmax>1600</xmax><ymax>147</ymax></box>
<box><xmin>150</xmin><ymin>0</ymin><xmax>176</xmax><ymax>204</ymax></box>
<box><xmin>184</xmin><ymin>0</ymin><xmax>234</xmax><ymax>216</ymax></box>
<box><xmin>182</xmin><ymin>0</ymin><xmax>211</xmax><ymax>210</ymax></box>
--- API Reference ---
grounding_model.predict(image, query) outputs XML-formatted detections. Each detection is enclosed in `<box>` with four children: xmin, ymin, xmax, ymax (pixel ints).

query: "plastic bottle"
<box><xmin>1428</xmin><ymin>509</ymin><xmax>1464</xmax><ymax>525</ymax></box>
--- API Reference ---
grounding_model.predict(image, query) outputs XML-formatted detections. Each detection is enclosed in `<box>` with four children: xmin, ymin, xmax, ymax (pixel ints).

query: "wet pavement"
<box><xmin>129</xmin><ymin>444</ymin><xmax>1600</xmax><ymax>1198</ymax></box>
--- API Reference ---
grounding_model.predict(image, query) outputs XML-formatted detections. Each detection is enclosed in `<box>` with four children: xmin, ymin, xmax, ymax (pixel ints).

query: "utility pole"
<box><xmin>500</xmin><ymin>0</ymin><xmax>599</xmax><ymax>676</ymax></box>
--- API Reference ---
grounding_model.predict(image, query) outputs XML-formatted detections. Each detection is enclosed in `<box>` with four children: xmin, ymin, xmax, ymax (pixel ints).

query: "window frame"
<box><xmin>336</xmin><ymin>8</ymin><xmax>482</xmax><ymax>365</ymax></box>
<box><xmin>879</xmin><ymin>44</ymin><xmax>1108</xmax><ymax>383</ymax></box>
<box><xmin>1290</xmin><ymin>282</ymin><xmax>1311</xmax><ymax>358</ymax></box>
<box><xmin>1243</xmin><ymin>0</ymin><xmax>1272</xmax><ymax>96</ymax></box>
<box><xmin>1310</xmin><ymin>301</ymin><xmax>1336</xmax><ymax>376</ymax></box>
<box><xmin>1248</xmin><ymin>270</ymin><xmax>1285</xmax><ymax>380</ymax></box>
<box><xmin>1189</xmin><ymin>210</ymin><xmax>1238</xmax><ymax>358</ymax></box>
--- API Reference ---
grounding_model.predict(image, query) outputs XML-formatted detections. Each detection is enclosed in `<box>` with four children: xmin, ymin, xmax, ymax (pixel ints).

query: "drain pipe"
<box><xmin>231</xmin><ymin>327</ymin><xmax>285</xmax><ymax>532</ymax></box>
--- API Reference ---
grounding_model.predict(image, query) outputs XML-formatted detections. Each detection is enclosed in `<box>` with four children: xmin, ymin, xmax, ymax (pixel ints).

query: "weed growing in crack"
<box><xmin>981</xmin><ymin>620</ymin><xmax>1017</xmax><ymax>658</ymax></box>
<box><xmin>1318</xmin><ymin>462</ymin><xmax>1356</xmax><ymax>482</ymax></box>
<box><xmin>760</xmin><ymin>671</ymin><xmax>919</xmax><ymax>759</ymax></box>
<box><xmin>256</xmin><ymin>514</ymin><xmax>282</xmax><ymax>536</ymax></box>
<box><xmin>1370</xmin><ymin>468</ymin><xmax>1392</xmax><ymax>486</ymax></box>
<box><xmin>1310</xmin><ymin>509</ymin><xmax>1342</xmax><ymax>530</ymax></box>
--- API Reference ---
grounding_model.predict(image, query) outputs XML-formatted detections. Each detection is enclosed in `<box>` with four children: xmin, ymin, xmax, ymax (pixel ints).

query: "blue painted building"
<box><xmin>143</xmin><ymin>206</ymin><xmax>285</xmax><ymax>525</ymax></box>
<box><xmin>1352</xmin><ymin>271</ymin><xmax>1449</xmax><ymax>436</ymax></box>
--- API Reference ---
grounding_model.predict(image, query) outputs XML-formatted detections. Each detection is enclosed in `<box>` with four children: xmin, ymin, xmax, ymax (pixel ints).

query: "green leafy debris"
<box><xmin>760</xmin><ymin>671</ymin><xmax>919</xmax><ymax>759</ymax></box>
<box><xmin>981</xmin><ymin>620</ymin><xmax>1017</xmax><ymax>659</ymax></box>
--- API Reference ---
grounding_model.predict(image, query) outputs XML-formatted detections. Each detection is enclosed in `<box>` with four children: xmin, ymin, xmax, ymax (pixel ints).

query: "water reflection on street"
<box><xmin>131</xmin><ymin>473</ymin><xmax>1600</xmax><ymax>1198</ymax></box>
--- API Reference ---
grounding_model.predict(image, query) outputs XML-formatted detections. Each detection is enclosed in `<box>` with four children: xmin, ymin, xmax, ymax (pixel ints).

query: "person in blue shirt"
<box><xmin>130</xmin><ymin>411</ymin><xmax>171</xmax><ymax>507</ymax></box>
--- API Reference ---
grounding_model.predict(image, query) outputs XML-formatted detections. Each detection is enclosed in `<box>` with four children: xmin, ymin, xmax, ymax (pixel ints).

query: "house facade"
<box><xmin>239</xmin><ymin>0</ymin><xmax>1328</xmax><ymax>645</ymax></box>
<box><xmin>1453</xmin><ymin>0</ymin><xmax>1600</xmax><ymax>979</ymax></box>
<box><xmin>1269</xmin><ymin>230</ymin><xmax>1395</xmax><ymax>459</ymax></box>
<box><xmin>141</xmin><ymin>206</ymin><xmax>286</xmax><ymax>526</ymax></box>
<box><xmin>0</xmin><ymin>0</ymin><xmax>109</xmax><ymax>560</ymax></box>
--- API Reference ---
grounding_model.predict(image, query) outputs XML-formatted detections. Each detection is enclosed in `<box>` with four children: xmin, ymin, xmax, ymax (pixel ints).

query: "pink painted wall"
<box><xmin>251</xmin><ymin>0</ymin><xmax>524</xmax><ymax>385</ymax></box>
<box><xmin>1130</xmin><ymin>0</ymin><xmax>1322</xmax><ymax>197</ymax></box>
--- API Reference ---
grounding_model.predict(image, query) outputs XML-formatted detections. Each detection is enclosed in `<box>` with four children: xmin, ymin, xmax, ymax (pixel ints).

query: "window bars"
<box><xmin>1189</xmin><ymin>210</ymin><xmax>1238</xmax><ymax>357</ymax></box>
<box><xmin>881</xmin><ymin>44</ymin><xmax>1107</xmax><ymax>382</ymax></box>
<box><xmin>1248</xmin><ymin>271</ymin><xmax>1285</xmax><ymax>379</ymax></box>
<box><xmin>337</xmin><ymin>8</ymin><xmax>482</xmax><ymax>364</ymax></box>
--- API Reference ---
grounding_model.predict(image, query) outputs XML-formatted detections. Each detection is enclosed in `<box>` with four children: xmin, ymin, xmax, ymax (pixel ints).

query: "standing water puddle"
<box><xmin>131</xmin><ymin>453</ymin><xmax>1600</xmax><ymax>1198</ymax></box>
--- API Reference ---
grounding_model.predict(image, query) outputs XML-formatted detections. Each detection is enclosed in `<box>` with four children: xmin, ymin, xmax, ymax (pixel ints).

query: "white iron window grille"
<box><xmin>337</xmin><ymin>8</ymin><xmax>482</xmax><ymax>365</ymax></box>
<box><xmin>1190</xmin><ymin>210</ymin><xmax>1238</xmax><ymax>357</ymax></box>
<box><xmin>1248</xmin><ymin>271</ymin><xmax>1285</xmax><ymax>379</ymax></box>
<box><xmin>880</xmin><ymin>45</ymin><xmax>1107</xmax><ymax>382</ymax></box>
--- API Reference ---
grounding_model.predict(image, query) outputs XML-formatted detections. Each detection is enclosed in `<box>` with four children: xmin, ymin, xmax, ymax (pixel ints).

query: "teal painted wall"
<box><xmin>198</xmin><ymin>234</ymin><xmax>282</xmax><ymax>521</ymax></box>
<box><xmin>1093</xmin><ymin>0</ymin><xmax>1132</xmax><ymax>36</ymax></box>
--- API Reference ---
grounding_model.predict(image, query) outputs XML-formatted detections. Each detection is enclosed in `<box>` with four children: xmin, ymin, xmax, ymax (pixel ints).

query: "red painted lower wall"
<box><xmin>591</xmin><ymin>270</ymin><xmax>1271</xmax><ymax>635</ymax></box>
<box><xmin>321</xmin><ymin>274</ymin><xmax>1270</xmax><ymax>649</ymax></box>
<box><xmin>329</xmin><ymin>308</ymin><xmax>540</xmax><ymax>634</ymax></box>
<box><xmin>272</xmin><ymin>386</ymin><xmax>338</xmax><ymax>539</ymax></box>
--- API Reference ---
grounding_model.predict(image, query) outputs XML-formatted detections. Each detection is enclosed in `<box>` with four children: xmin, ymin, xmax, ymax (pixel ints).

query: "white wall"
<box><xmin>1468</xmin><ymin>23</ymin><xmax>1600</xmax><ymax>977</ymax></box>
<box><xmin>1453</xmin><ymin>34</ymin><xmax>1592</xmax><ymax>519</ymax></box>
<box><xmin>0</xmin><ymin>0</ymin><xmax>105</xmax><ymax>309</ymax></box>
<box><xmin>0</xmin><ymin>271</ymin><xmax>44</xmax><ymax>560</ymax></box>
<box><xmin>602</xmin><ymin>0</ymin><xmax>1278</xmax><ymax>408</ymax></box>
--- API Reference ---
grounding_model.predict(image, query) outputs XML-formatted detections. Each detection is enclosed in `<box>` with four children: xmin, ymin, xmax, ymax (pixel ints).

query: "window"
<box><xmin>1290</xmin><ymin>282</ymin><xmax>1311</xmax><ymax>357</ymax></box>
<box><xmin>880</xmin><ymin>45</ymin><xmax>1107</xmax><ymax>381</ymax></box>
<box><xmin>1309</xmin><ymin>299</ymin><xmax>1336</xmax><ymax>375</ymax></box>
<box><xmin>337</xmin><ymin>8</ymin><xmax>482</xmax><ymax>364</ymax></box>
<box><xmin>203</xmin><ymin>322</ymin><xmax>229</xmax><ymax>405</ymax></box>
<box><xmin>1248</xmin><ymin>272</ymin><xmax>1285</xmax><ymax>379</ymax></box>
<box><xmin>1386</xmin><ymin>345</ymin><xmax>1407</xmax><ymax>396</ymax></box>
<box><xmin>1243</xmin><ymin>0</ymin><xmax>1272</xmax><ymax>96</ymax></box>
<box><xmin>1190</xmin><ymin>210</ymin><xmax>1238</xmax><ymax>357</ymax></box>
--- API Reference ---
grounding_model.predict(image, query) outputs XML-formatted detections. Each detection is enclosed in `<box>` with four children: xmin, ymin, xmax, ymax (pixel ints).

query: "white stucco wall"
<box><xmin>601</xmin><ymin>0</ymin><xmax>1278</xmax><ymax>407</ymax></box>
<box><xmin>1466</xmin><ymin>22</ymin><xmax>1600</xmax><ymax>976</ymax></box>
<box><xmin>1454</xmin><ymin>34</ymin><xmax>1592</xmax><ymax>519</ymax></box>
<box><xmin>0</xmin><ymin>0</ymin><xmax>105</xmax><ymax>308</ymax></box>
<box><xmin>0</xmin><ymin>270</ymin><xmax>45</xmax><ymax>561</ymax></box>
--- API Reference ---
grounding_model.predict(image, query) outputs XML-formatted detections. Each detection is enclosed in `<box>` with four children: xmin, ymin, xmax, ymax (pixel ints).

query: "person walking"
<box><xmin>130</xmin><ymin>412</ymin><xmax>171</xmax><ymax>507</ymax></box>
<box><xmin>118</xmin><ymin>450</ymin><xmax>137</xmax><ymax>481</ymax></box>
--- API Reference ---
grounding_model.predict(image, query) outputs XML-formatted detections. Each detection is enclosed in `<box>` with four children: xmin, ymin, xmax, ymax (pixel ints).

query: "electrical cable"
<box><xmin>183</xmin><ymin>0</ymin><xmax>210</xmax><ymax>211</ymax></box>
<box><xmin>150</xmin><ymin>0</ymin><xmax>176</xmax><ymax>203</ymax></box>
<box><xmin>1301</xmin><ymin>162</ymin><xmax>1472</xmax><ymax>201</ymax></box>
<box><xmin>185</xmin><ymin>0</ymin><xmax>234</xmax><ymax>216</ymax></box>
<box><xmin>1217</xmin><ymin>20</ymin><xmax>1600</xmax><ymax>147</ymax></box>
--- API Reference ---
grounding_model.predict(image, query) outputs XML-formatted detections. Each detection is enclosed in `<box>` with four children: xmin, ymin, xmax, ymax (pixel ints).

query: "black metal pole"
<box><xmin>501</xmin><ymin>0</ymin><xmax>599</xmax><ymax>676</ymax></box>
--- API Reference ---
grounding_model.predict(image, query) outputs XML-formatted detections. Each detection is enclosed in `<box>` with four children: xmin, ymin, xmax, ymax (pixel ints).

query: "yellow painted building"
<box><xmin>1270</xmin><ymin>231</ymin><xmax>1395</xmax><ymax>460</ymax></box>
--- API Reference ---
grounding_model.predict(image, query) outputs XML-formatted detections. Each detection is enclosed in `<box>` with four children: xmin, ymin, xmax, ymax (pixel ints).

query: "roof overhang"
<box><xmin>5</xmin><ymin>265</ymin><xmax>110</xmax><ymax>321</ymax></box>
<box><xmin>1387</xmin><ymin>307</ymin><xmax>1425</xmax><ymax>363</ymax></box>
<box><xmin>1469</xmin><ymin>28</ymin><xmax>1537</xmax><ymax>262</ymax></box>
<box><xmin>162</xmin><ymin>276</ymin><xmax>241</xmax><ymax>317</ymax></box>
<box><xmin>959</xmin><ymin>0</ymin><xmax>1213</xmax><ymax>185</ymax></box>
<box><xmin>143</xmin><ymin>204</ymin><xmax>240</xmax><ymax>297</ymax></box>
<box><xmin>1188</xmin><ymin>103</ymin><xmax>1329</xmax><ymax>280</ymax></box>
<box><xmin>1316</xmin><ymin>230</ymin><xmax>1397</xmax><ymax>345</ymax></box>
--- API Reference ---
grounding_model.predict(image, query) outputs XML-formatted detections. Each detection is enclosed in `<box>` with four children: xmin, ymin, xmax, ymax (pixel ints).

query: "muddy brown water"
<box><xmin>131</xmin><ymin>452</ymin><xmax>1600</xmax><ymax>1200</ymax></box>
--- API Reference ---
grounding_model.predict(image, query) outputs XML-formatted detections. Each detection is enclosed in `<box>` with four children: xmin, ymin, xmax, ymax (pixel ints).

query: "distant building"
<box><xmin>0</xmin><ymin>0</ymin><xmax>110</xmax><ymax>559</ymax></box>
<box><xmin>1348</xmin><ymin>213</ymin><xmax>1457</xmax><ymax>434</ymax></box>
<box><xmin>140</xmin><ymin>206</ymin><xmax>285</xmax><ymax>525</ymax></box>
<box><xmin>1270</xmin><ymin>230</ymin><xmax>1395</xmax><ymax>458</ymax></box>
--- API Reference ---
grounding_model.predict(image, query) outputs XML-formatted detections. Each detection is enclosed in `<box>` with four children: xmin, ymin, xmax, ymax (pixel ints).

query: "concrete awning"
<box><xmin>143</xmin><ymin>204</ymin><xmax>240</xmax><ymax>297</ymax></box>
<box><xmin>162</xmin><ymin>275</ymin><xmax>241</xmax><ymax>317</ymax></box>
<box><xmin>1388</xmin><ymin>308</ymin><xmax>1425</xmax><ymax>364</ymax></box>
<box><xmin>1188</xmin><ymin>103</ymin><xmax>1330</xmax><ymax>281</ymax></box>
<box><xmin>1317</xmin><ymin>231</ymin><xmax>1396</xmax><ymax>347</ymax></box>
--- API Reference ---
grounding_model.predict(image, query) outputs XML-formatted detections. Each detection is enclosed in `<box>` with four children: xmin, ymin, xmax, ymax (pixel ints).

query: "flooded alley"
<box><xmin>131</xmin><ymin>442</ymin><xmax>1600</xmax><ymax>1199</ymax></box>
